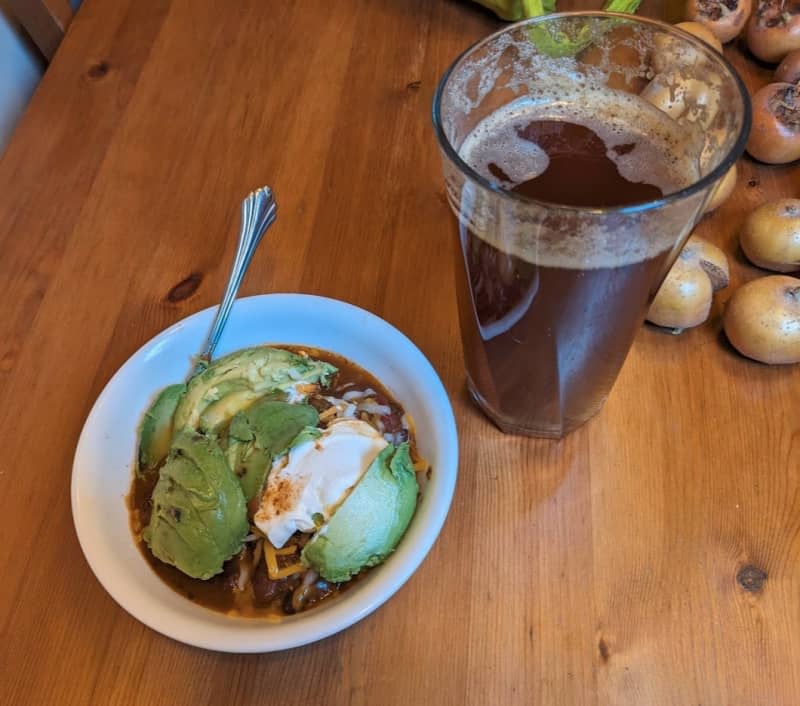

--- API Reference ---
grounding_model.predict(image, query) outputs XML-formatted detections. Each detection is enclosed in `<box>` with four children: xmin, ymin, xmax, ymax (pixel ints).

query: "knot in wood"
<box><xmin>737</xmin><ymin>565</ymin><xmax>767</xmax><ymax>592</ymax></box>
<box><xmin>167</xmin><ymin>273</ymin><xmax>203</xmax><ymax>302</ymax></box>
<box><xmin>86</xmin><ymin>61</ymin><xmax>110</xmax><ymax>80</ymax></box>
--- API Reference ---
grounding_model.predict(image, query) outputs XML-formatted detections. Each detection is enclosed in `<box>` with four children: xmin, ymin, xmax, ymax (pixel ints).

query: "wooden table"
<box><xmin>1</xmin><ymin>1</ymin><xmax>798</xmax><ymax>704</ymax></box>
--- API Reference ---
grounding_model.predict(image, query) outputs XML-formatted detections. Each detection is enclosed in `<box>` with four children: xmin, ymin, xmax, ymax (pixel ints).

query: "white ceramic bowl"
<box><xmin>71</xmin><ymin>294</ymin><xmax>458</xmax><ymax>652</ymax></box>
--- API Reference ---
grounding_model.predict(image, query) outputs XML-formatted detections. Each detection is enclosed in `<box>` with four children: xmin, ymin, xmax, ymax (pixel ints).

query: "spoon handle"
<box><xmin>192</xmin><ymin>186</ymin><xmax>277</xmax><ymax>377</ymax></box>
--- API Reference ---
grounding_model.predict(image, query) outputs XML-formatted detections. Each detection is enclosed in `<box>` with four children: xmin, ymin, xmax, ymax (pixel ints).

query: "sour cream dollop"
<box><xmin>254</xmin><ymin>419</ymin><xmax>388</xmax><ymax>547</ymax></box>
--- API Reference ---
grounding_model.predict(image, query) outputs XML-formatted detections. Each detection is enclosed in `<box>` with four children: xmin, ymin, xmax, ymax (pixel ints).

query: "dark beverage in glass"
<box><xmin>433</xmin><ymin>14</ymin><xmax>750</xmax><ymax>437</ymax></box>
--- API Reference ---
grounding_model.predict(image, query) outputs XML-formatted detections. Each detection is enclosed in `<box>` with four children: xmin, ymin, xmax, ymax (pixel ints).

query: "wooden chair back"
<box><xmin>6</xmin><ymin>0</ymin><xmax>74</xmax><ymax>61</ymax></box>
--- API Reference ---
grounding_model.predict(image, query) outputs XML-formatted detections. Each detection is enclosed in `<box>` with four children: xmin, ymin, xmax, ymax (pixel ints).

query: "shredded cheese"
<box><xmin>402</xmin><ymin>412</ymin><xmax>430</xmax><ymax>472</ymax></box>
<box><xmin>294</xmin><ymin>383</ymin><xmax>318</xmax><ymax>395</ymax></box>
<box><xmin>319</xmin><ymin>406</ymin><xmax>338</xmax><ymax>423</ymax></box>
<box><xmin>264</xmin><ymin>541</ymin><xmax>305</xmax><ymax>580</ymax></box>
<box><xmin>272</xmin><ymin>564</ymin><xmax>306</xmax><ymax>579</ymax></box>
<box><xmin>413</xmin><ymin>457</ymin><xmax>430</xmax><ymax>473</ymax></box>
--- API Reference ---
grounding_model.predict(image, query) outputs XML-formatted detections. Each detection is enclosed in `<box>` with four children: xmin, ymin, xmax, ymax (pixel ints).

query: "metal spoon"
<box><xmin>190</xmin><ymin>186</ymin><xmax>277</xmax><ymax>377</ymax></box>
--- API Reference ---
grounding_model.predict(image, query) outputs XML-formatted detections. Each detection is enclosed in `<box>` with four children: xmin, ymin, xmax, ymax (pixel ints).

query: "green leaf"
<box><xmin>527</xmin><ymin>0</ymin><xmax>642</xmax><ymax>58</ymax></box>
<box><xmin>603</xmin><ymin>0</ymin><xmax>641</xmax><ymax>12</ymax></box>
<box><xmin>472</xmin><ymin>0</ymin><xmax>637</xmax><ymax>22</ymax></box>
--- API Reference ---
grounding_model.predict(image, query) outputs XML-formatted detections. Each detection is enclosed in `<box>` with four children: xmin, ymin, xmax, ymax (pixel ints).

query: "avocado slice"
<box><xmin>228</xmin><ymin>445</ymin><xmax>272</xmax><ymax>502</ymax></box>
<box><xmin>137</xmin><ymin>383</ymin><xmax>185</xmax><ymax>475</ymax></box>
<box><xmin>233</xmin><ymin>399</ymin><xmax>319</xmax><ymax>451</ymax></box>
<box><xmin>142</xmin><ymin>430</ymin><xmax>248</xmax><ymax>579</ymax></box>
<box><xmin>226</xmin><ymin>400</ymin><xmax>319</xmax><ymax>501</ymax></box>
<box><xmin>287</xmin><ymin>425</ymin><xmax>322</xmax><ymax>449</ymax></box>
<box><xmin>301</xmin><ymin>443</ymin><xmax>419</xmax><ymax>583</ymax></box>
<box><xmin>173</xmin><ymin>347</ymin><xmax>337</xmax><ymax>433</ymax></box>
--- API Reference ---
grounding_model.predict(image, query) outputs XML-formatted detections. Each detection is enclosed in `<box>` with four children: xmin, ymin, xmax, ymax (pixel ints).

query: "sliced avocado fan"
<box><xmin>136</xmin><ymin>347</ymin><xmax>338</xmax><ymax>471</ymax></box>
<box><xmin>173</xmin><ymin>346</ymin><xmax>337</xmax><ymax>433</ymax></box>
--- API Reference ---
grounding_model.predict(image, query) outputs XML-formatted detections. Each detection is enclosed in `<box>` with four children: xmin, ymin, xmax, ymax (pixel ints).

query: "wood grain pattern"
<box><xmin>0</xmin><ymin>1</ymin><xmax>798</xmax><ymax>704</ymax></box>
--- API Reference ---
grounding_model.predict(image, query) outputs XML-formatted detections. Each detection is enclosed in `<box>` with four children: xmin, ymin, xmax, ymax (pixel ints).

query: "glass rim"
<box><xmin>431</xmin><ymin>11</ymin><xmax>752</xmax><ymax>216</ymax></box>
